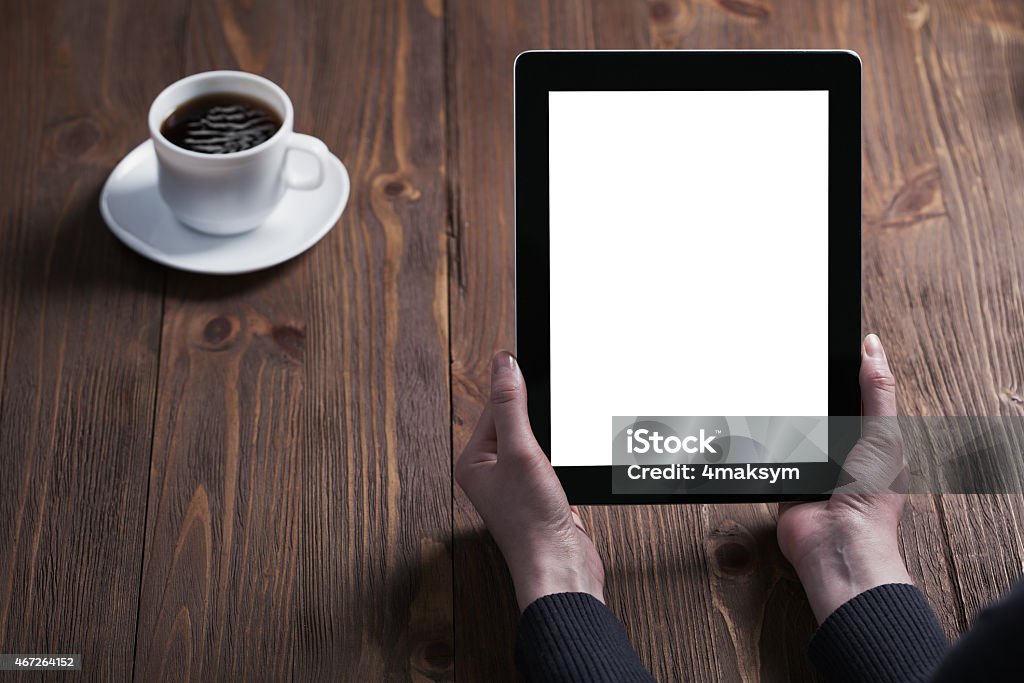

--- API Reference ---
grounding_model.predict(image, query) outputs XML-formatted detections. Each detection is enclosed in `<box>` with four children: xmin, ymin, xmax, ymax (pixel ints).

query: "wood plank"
<box><xmin>131</xmin><ymin>1</ymin><xmax>453</xmax><ymax>679</ymax></box>
<box><xmin>447</xmin><ymin>0</ymin><xmax>1024</xmax><ymax>679</ymax></box>
<box><xmin>0</xmin><ymin>0</ymin><xmax>180</xmax><ymax>678</ymax></box>
<box><xmin>445</xmin><ymin>0</ymin><xmax>523</xmax><ymax>675</ymax></box>
<box><xmin>445</xmin><ymin>3</ymin><xmax>592</xmax><ymax>680</ymax></box>
<box><xmin>446</xmin><ymin>3</ymin><xmax>722</xmax><ymax>682</ymax></box>
<box><xmin>896</xmin><ymin>0</ymin><xmax>1024</xmax><ymax>629</ymax></box>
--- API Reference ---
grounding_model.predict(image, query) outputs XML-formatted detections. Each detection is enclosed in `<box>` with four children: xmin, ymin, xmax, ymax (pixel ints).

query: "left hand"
<box><xmin>455</xmin><ymin>351</ymin><xmax>605</xmax><ymax>612</ymax></box>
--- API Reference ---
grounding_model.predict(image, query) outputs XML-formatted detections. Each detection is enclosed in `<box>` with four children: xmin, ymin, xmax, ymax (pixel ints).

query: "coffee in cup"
<box><xmin>160</xmin><ymin>93</ymin><xmax>283</xmax><ymax>154</ymax></box>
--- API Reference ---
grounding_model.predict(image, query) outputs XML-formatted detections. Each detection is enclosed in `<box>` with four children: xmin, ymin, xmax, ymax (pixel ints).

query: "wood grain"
<box><xmin>0</xmin><ymin>0</ymin><xmax>177</xmax><ymax>679</ymax></box>
<box><xmin>129</xmin><ymin>1</ymin><xmax>453</xmax><ymax>680</ymax></box>
<box><xmin>892</xmin><ymin>0</ymin><xmax>1024</xmax><ymax>631</ymax></box>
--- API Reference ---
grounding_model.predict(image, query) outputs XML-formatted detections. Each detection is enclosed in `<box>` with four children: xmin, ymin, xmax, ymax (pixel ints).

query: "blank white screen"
<box><xmin>548</xmin><ymin>91</ymin><xmax>829</xmax><ymax>467</ymax></box>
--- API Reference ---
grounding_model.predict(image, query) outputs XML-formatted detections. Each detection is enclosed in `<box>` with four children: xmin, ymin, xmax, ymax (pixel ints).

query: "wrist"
<box><xmin>508</xmin><ymin>557</ymin><xmax>605</xmax><ymax>613</ymax></box>
<box><xmin>793</xmin><ymin>532</ymin><xmax>912</xmax><ymax>624</ymax></box>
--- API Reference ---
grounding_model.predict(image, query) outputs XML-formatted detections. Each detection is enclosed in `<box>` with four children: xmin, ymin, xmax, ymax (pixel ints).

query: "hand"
<box><xmin>777</xmin><ymin>334</ymin><xmax>912</xmax><ymax>623</ymax></box>
<box><xmin>455</xmin><ymin>351</ymin><xmax>605</xmax><ymax>612</ymax></box>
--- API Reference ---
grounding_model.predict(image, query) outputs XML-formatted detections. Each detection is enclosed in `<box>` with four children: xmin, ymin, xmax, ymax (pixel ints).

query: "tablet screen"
<box><xmin>547</xmin><ymin>90</ymin><xmax>830</xmax><ymax>468</ymax></box>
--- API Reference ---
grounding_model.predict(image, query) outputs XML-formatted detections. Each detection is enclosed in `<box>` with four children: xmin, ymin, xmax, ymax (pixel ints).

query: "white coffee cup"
<box><xmin>148</xmin><ymin>70</ymin><xmax>329</xmax><ymax>235</ymax></box>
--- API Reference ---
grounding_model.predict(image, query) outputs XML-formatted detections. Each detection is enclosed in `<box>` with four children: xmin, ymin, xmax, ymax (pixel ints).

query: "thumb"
<box><xmin>489</xmin><ymin>351</ymin><xmax>539</xmax><ymax>456</ymax></box>
<box><xmin>860</xmin><ymin>334</ymin><xmax>897</xmax><ymax>417</ymax></box>
<box><xmin>857</xmin><ymin>334</ymin><xmax>904</xmax><ymax>482</ymax></box>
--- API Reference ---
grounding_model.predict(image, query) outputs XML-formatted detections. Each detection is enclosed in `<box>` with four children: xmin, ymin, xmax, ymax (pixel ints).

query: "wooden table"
<box><xmin>2</xmin><ymin>1</ymin><xmax>1023</xmax><ymax>680</ymax></box>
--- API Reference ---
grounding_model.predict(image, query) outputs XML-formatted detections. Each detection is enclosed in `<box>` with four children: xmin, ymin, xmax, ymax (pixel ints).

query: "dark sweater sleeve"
<box><xmin>808</xmin><ymin>583</ymin><xmax>949</xmax><ymax>682</ymax></box>
<box><xmin>928</xmin><ymin>577</ymin><xmax>1024</xmax><ymax>682</ymax></box>
<box><xmin>515</xmin><ymin>592</ymin><xmax>655</xmax><ymax>682</ymax></box>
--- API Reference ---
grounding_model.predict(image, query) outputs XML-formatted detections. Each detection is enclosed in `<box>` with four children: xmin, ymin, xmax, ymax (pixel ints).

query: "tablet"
<box><xmin>514</xmin><ymin>51</ymin><xmax>861</xmax><ymax>504</ymax></box>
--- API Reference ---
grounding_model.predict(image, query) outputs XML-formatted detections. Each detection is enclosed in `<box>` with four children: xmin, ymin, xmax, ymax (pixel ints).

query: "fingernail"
<box><xmin>864</xmin><ymin>334</ymin><xmax>885</xmax><ymax>359</ymax></box>
<box><xmin>492</xmin><ymin>351</ymin><xmax>519</xmax><ymax>384</ymax></box>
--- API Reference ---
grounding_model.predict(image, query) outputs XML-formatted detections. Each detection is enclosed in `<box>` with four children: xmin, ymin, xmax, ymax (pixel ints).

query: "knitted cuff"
<box><xmin>809</xmin><ymin>583</ymin><xmax>948</xmax><ymax>683</ymax></box>
<box><xmin>515</xmin><ymin>592</ymin><xmax>655</xmax><ymax>682</ymax></box>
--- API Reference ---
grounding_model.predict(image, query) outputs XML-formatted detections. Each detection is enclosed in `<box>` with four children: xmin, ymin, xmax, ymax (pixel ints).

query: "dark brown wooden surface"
<box><xmin>1</xmin><ymin>0</ymin><xmax>1023</xmax><ymax>681</ymax></box>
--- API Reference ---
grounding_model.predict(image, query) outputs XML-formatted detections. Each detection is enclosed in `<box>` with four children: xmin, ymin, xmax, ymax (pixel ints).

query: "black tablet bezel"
<box><xmin>514</xmin><ymin>50</ymin><xmax>861</xmax><ymax>505</ymax></box>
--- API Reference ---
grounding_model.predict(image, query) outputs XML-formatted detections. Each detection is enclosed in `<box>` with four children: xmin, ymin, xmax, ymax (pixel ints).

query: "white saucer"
<box><xmin>100</xmin><ymin>140</ymin><xmax>349</xmax><ymax>274</ymax></box>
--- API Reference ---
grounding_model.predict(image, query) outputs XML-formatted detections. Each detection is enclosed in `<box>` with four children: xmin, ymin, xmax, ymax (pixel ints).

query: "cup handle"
<box><xmin>284</xmin><ymin>133</ymin><xmax>330</xmax><ymax>190</ymax></box>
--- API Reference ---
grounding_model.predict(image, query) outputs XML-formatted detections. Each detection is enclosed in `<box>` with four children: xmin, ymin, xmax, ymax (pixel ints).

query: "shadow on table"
<box><xmin>450</xmin><ymin>528</ymin><xmax>519</xmax><ymax>681</ymax></box>
<box><xmin>282</xmin><ymin>531</ymin><xmax>456</xmax><ymax>681</ymax></box>
<box><xmin>7</xmin><ymin>179</ymin><xmax>304</xmax><ymax>303</ymax></box>
<box><xmin>602</xmin><ymin>518</ymin><xmax>820</xmax><ymax>681</ymax></box>
<box><xmin>449</xmin><ymin>522</ymin><xmax>820</xmax><ymax>682</ymax></box>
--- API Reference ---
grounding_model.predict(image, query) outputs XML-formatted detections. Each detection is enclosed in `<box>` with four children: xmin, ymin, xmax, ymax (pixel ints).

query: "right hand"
<box><xmin>777</xmin><ymin>334</ymin><xmax>912</xmax><ymax>623</ymax></box>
